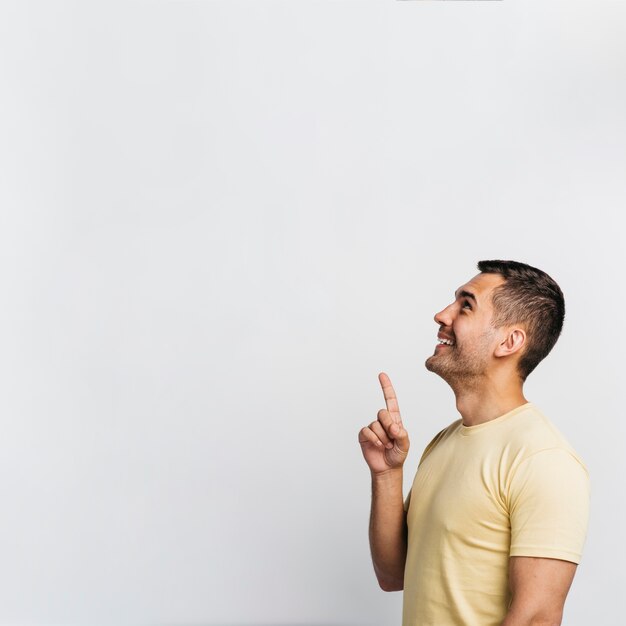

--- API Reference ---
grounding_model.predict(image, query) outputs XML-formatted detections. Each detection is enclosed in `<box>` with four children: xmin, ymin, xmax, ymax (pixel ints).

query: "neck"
<box><xmin>451</xmin><ymin>375</ymin><xmax>528</xmax><ymax>427</ymax></box>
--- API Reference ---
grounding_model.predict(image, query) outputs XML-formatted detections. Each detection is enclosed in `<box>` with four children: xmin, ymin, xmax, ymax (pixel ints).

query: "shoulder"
<box><xmin>502</xmin><ymin>403</ymin><xmax>588</xmax><ymax>474</ymax></box>
<box><xmin>503</xmin><ymin>407</ymin><xmax>590</xmax><ymax>510</ymax></box>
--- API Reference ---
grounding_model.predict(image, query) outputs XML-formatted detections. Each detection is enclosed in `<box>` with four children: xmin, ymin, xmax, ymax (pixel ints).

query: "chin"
<box><xmin>425</xmin><ymin>355</ymin><xmax>452</xmax><ymax>380</ymax></box>
<box><xmin>424</xmin><ymin>356</ymin><xmax>438</xmax><ymax>373</ymax></box>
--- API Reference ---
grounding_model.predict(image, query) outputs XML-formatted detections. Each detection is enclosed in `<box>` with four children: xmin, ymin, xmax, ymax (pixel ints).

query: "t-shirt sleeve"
<box><xmin>403</xmin><ymin>488</ymin><xmax>411</xmax><ymax>512</ymax></box>
<box><xmin>403</xmin><ymin>425</ymin><xmax>450</xmax><ymax>514</ymax></box>
<box><xmin>508</xmin><ymin>447</ymin><xmax>590</xmax><ymax>564</ymax></box>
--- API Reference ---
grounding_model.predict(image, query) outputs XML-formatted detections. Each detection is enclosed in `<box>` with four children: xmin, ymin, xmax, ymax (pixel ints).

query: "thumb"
<box><xmin>390</xmin><ymin>422</ymin><xmax>409</xmax><ymax>446</ymax></box>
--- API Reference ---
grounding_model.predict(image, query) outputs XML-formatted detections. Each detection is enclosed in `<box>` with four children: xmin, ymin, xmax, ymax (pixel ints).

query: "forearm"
<box><xmin>369</xmin><ymin>468</ymin><xmax>408</xmax><ymax>591</ymax></box>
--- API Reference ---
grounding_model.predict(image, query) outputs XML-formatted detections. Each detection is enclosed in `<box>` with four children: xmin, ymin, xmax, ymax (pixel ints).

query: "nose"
<box><xmin>434</xmin><ymin>302</ymin><xmax>455</xmax><ymax>327</ymax></box>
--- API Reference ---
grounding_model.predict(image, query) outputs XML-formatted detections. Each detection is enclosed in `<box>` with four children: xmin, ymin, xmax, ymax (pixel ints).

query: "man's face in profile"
<box><xmin>425</xmin><ymin>272</ymin><xmax>506</xmax><ymax>388</ymax></box>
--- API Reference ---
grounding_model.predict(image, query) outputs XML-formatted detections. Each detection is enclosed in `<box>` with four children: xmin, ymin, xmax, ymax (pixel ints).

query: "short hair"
<box><xmin>476</xmin><ymin>259</ymin><xmax>565</xmax><ymax>382</ymax></box>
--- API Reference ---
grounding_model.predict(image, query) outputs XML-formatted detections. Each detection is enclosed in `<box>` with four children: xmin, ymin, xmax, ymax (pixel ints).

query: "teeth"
<box><xmin>438</xmin><ymin>338</ymin><xmax>454</xmax><ymax>346</ymax></box>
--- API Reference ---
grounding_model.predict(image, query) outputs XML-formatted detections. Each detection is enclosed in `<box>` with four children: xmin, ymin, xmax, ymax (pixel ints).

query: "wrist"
<box><xmin>371</xmin><ymin>467</ymin><xmax>403</xmax><ymax>481</ymax></box>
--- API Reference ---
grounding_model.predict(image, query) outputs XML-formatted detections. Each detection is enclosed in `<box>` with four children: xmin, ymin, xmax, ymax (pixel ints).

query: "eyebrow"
<box><xmin>454</xmin><ymin>288</ymin><xmax>478</xmax><ymax>306</ymax></box>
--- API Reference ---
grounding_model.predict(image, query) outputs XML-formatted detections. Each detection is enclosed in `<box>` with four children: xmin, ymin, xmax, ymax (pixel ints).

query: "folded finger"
<box><xmin>370</xmin><ymin>420</ymin><xmax>393</xmax><ymax>449</ymax></box>
<box><xmin>359</xmin><ymin>426</ymin><xmax>383</xmax><ymax>447</ymax></box>
<box><xmin>377</xmin><ymin>408</ymin><xmax>402</xmax><ymax>434</ymax></box>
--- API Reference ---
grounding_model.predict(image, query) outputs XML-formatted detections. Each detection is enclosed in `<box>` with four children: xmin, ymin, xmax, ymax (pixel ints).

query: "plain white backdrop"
<box><xmin>0</xmin><ymin>1</ymin><xmax>624</xmax><ymax>624</ymax></box>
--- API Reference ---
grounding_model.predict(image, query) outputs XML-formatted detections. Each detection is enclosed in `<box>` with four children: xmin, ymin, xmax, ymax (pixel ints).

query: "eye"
<box><xmin>462</xmin><ymin>300</ymin><xmax>472</xmax><ymax>310</ymax></box>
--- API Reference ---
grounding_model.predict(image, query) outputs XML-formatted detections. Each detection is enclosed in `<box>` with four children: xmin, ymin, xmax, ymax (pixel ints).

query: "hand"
<box><xmin>359</xmin><ymin>372</ymin><xmax>410</xmax><ymax>475</ymax></box>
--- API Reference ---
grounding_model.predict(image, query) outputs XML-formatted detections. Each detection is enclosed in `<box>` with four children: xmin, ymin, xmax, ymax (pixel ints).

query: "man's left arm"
<box><xmin>500</xmin><ymin>556</ymin><xmax>577</xmax><ymax>626</ymax></box>
<box><xmin>503</xmin><ymin>448</ymin><xmax>590</xmax><ymax>625</ymax></box>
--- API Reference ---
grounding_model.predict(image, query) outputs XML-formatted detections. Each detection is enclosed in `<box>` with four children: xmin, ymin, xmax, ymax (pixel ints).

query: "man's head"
<box><xmin>424</xmin><ymin>260</ymin><xmax>565</xmax><ymax>386</ymax></box>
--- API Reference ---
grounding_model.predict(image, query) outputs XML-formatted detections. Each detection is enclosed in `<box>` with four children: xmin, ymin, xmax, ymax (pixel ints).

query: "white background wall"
<box><xmin>0</xmin><ymin>1</ymin><xmax>624</xmax><ymax>624</ymax></box>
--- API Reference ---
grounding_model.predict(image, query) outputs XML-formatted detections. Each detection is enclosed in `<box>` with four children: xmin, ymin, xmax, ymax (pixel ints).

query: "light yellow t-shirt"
<box><xmin>402</xmin><ymin>402</ymin><xmax>590</xmax><ymax>626</ymax></box>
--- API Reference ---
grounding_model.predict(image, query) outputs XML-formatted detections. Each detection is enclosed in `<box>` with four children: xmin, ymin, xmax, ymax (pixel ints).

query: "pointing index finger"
<box><xmin>378</xmin><ymin>372</ymin><xmax>401</xmax><ymax>422</ymax></box>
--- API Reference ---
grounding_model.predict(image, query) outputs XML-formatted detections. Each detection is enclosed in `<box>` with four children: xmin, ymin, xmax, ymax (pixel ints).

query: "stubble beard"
<box><xmin>425</xmin><ymin>332</ymin><xmax>494</xmax><ymax>390</ymax></box>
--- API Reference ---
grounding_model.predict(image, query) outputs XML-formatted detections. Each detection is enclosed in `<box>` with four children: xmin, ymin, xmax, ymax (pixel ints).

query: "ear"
<box><xmin>494</xmin><ymin>327</ymin><xmax>526</xmax><ymax>358</ymax></box>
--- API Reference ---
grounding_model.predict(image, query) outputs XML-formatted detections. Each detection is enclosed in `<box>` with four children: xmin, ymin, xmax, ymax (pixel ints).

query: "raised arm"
<box><xmin>359</xmin><ymin>372</ymin><xmax>411</xmax><ymax>591</ymax></box>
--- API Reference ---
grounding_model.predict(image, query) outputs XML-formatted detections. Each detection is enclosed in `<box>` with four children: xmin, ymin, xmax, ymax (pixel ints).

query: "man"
<box><xmin>358</xmin><ymin>260</ymin><xmax>590</xmax><ymax>626</ymax></box>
